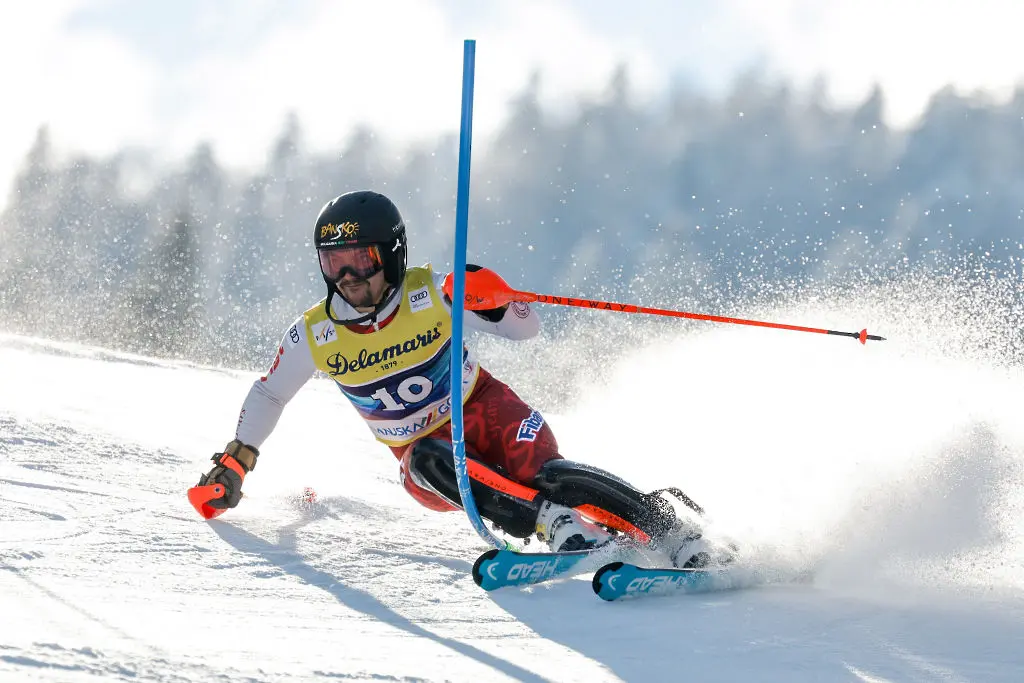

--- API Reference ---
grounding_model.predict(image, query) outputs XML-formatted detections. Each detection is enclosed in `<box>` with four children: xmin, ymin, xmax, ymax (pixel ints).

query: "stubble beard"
<box><xmin>340</xmin><ymin>280</ymin><xmax>377</xmax><ymax>311</ymax></box>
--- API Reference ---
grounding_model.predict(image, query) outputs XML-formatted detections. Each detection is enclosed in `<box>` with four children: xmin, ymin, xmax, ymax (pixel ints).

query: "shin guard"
<box><xmin>406</xmin><ymin>439</ymin><xmax>542</xmax><ymax>538</ymax></box>
<box><xmin>531</xmin><ymin>459</ymin><xmax>677</xmax><ymax>542</ymax></box>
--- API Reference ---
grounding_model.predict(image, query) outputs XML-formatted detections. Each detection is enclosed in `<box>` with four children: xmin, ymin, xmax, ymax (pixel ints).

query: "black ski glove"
<box><xmin>197</xmin><ymin>440</ymin><xmax>259</xmax><ymax>509</ymax></box>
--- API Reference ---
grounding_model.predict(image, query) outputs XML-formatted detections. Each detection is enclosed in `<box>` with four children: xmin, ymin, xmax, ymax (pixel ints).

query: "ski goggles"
<box><xmin>318</xmin><ymin>244</ymin><xmax>384</xmax><ymax>281</ymax></box>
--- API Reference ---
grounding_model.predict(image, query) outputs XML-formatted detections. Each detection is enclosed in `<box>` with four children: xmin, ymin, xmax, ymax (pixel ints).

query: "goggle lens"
<box><xmin>318</xmin><ymin>245</ymin><xmax>384</xmax><ymax>281</ymax></box>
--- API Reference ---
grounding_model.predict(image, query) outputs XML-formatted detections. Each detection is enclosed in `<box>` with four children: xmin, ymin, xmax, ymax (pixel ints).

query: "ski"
<box><xmin>472</xmin><ymin>542</ymin><xmax>636</xmax><ymax>591</ymax></box>
<box><xmin>472</xmin><ymin>548</ymin><xmax>590</xmax><ymax>591</ymax></box>
<box><xmin>592</xmin><ymin>561</ymin><xmax>756</xmax><ymax>601</ymax></box>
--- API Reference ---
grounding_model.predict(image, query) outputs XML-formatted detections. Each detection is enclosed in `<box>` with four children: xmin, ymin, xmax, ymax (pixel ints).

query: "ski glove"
<box><xmin>442</xmin><ymin>264</ymin><xmax>510</xmax><ymax>321</ymax></box>
<box><xmin>197</xmin><ymin>440</ymin><xmax>259</xmax><ymax>509</ymax></box>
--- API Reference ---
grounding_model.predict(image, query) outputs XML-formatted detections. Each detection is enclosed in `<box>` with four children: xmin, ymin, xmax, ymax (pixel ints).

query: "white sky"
<box><xmin>1</xmin><ymin>0</ymin><xmax>1022</xmax><ymax>203</ymax></box>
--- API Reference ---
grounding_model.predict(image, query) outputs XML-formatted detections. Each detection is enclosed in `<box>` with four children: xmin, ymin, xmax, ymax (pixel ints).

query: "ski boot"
<box><xmin>535</xmin><ymin>500</ymin><xmax>614</xmax><ymax>552</ymax></box>
<box><xmin>666</xmin><ymin>532</ymin><xmax>739</xmax><ymax>568</ymax></box>
<box><xmin>645</xmin><ymin>487</ymin><xmax>739</xmax><ymax>568</ymax></box>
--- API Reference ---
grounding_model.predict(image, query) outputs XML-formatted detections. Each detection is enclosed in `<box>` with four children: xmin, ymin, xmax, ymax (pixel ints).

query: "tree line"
<box><xmin>1</xmin><ymin>68</ymin><xmax>1022</xmax><ymax>368</ymax></box>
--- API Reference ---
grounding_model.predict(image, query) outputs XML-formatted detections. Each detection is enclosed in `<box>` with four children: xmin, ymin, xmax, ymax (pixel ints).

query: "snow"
<box><xmin>3</xmin><ymin>324</ymin><xmax>1024</xmax><ymax>682</ymax></box>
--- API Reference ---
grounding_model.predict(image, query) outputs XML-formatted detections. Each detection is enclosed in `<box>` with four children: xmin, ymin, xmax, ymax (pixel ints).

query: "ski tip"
<box><xmin>471</xmin><ymin>548</ymin><xmax>501</xmax><ymax>588</ymax></box>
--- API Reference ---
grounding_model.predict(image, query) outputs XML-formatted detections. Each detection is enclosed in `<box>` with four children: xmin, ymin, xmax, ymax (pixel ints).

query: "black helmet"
<box><xmin>314</xmin><ymin>191</ymin><xmax>408</xmax><ymax>325</ymax></box>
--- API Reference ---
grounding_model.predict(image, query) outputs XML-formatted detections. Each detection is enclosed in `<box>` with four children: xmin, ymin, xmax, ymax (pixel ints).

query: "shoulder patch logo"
<box><xmin>407</xmin><ymin>285</ymin><xmax>433</xmax><ymax>314</ymax></box>
<box><xmin>516</xmin><ymin>410</ymin><xmax>545</xmax><ymax>442</ymax></box>
<box><xmin>311</xmin><ymin>319</ymin><xmax>337</xmax><ymax>346</ymax></box>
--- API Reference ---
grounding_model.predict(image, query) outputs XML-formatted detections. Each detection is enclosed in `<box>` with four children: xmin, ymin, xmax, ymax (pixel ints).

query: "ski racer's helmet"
<box><xmin>314</xmin><ymin>190</ymin><xmax>407</xmax><ymax>325</ymax></box>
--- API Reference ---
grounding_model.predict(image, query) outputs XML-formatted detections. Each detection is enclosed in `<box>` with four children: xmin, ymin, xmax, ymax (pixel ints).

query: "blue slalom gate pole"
<box><xmin>450</xmin><ymin>40</ymin><xmax>508</xmax><ymax>550</ymax></box>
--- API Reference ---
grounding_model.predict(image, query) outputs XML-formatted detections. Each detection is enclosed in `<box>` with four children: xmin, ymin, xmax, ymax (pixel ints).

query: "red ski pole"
<box><xmin>445</xmin><ymin>269</ymin><xmax>885</xmax><ymax>344</ymax></box>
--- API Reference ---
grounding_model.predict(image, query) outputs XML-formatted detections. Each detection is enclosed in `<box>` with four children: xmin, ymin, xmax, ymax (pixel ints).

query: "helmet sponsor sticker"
<box><xmin>311</xmin><ymin>320</ymin><xmax>337</xmax><ymax>346</ymax></box>
<box><xmin>320</xmin><ymin>222</ymin><xmax>359</xmax><ymax>241</ymax></box>
<box><xmin>407</xmin><ymin>285</ymin><xmax>433</xmax><ymax>313</ymax></box>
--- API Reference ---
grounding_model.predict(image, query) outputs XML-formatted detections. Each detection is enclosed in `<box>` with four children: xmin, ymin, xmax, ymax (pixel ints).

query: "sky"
<box><xmin>1</xmin><ymin>0</ymin><xmax>1023</xmax><ymax>205</ymax></box>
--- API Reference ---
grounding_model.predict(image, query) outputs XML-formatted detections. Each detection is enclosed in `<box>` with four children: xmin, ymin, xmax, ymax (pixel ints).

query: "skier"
<box><xmin>193</xmin><ymin>190</ymin><xmax>729</xmax><ymax>567</ymax></box>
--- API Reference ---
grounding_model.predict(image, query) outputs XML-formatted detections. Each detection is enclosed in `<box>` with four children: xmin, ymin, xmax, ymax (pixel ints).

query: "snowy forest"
<box><xmin>2</xmin><ymin>70</ymin><xmax>1023</xmax><ymax>369</ymax></box>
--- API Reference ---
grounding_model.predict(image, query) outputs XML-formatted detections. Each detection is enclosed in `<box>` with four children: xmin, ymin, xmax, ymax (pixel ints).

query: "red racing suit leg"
<box><xmin>392</xmin><ymin>367</ymin><xmax>561</xmax><ymax>511</ymax></box>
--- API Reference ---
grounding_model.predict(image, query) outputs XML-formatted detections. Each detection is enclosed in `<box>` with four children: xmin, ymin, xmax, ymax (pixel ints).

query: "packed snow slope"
<box><xmin>3</xmin><ymin>279</ymin><xmax>1024</xmax><ymax>682</ymax></box>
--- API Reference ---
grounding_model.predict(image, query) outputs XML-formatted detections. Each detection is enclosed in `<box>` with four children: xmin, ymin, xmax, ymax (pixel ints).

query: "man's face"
<box><xmin>337</xmin><ymin>269</ymin><xmax>388</xmax><ymax>311</ymax></box>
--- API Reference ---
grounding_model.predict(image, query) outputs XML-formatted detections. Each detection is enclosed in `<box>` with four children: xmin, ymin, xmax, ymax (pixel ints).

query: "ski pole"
<box><xmin>449</xmin><ymin>40</ymin><xmax>513</xmax><ymax>550</ymax></box>
<box><xmin>446</xmin><ymin>269</ymin><xmax>886</xmax><ymax>344</ymax></box>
